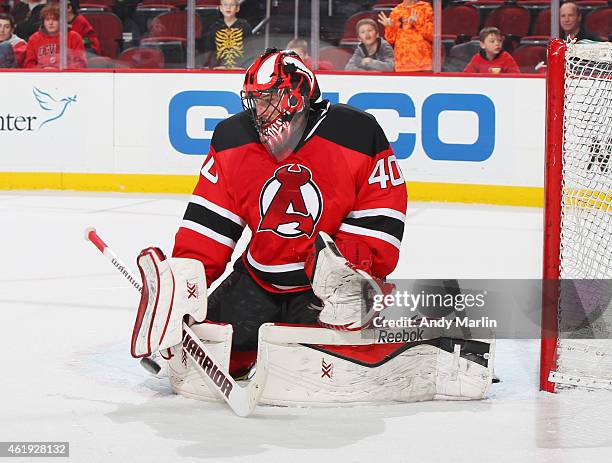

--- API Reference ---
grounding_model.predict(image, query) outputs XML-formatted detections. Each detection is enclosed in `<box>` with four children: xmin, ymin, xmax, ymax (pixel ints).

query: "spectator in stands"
<box><xmin>12</xmin><ymin>0</ymin><xmax>46</xmax><ymax>41</ymax></box>
<box><xmin>204</xmin><ymin>0</ymin><xmax>252</xmax><ymax>69</ymax></box>
<box><xmin>67</xmin><ymin>0</ymin><xmax>101</xmax><ymax>55</ymax></box>
<box><xmin>377</xmin><ymin>0</ymin><xmax>432</xmax><ymax>72</ymax></box>
<box><xmin>286</xmin><ymin>38</ymin><xmax>333</xmax><ymax>71</ymax></box>
<box><xmin>345</xmin><ymin>18</ymin><xmax>394</xmax><ymax>72</ymax></box>
<box><xmin>560</xmin><ymin>2</ymin><xmax>602</xmax><ymax>41</ymax></box>
<box><xmin>464</xmin><ymin>27</ymin><xmax>520</xmax><ymax>74</ymax></box>
<box><xmin>24</xmin><ymin>3</ymin><xmax>86</xmax><ymax>68</ymax></box>
<box><xmin>0</xmin><ymin>42</ymin><xmax>17</xmax><ymax>67</ymax></box>
<box><xmin>0</xmin><ymin>13</ymin><xmax>26</xmax><ymax>66</ymax></box>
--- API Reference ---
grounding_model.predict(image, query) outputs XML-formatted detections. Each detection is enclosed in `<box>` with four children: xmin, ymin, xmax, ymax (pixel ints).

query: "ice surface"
<box><xmin>1</xmin><ymin>192</ymin><xmax>611</xmax><ymax>463</ymax></box>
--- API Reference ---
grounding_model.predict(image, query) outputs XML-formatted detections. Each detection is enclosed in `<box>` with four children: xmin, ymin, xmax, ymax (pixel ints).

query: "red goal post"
<box><xmin>540</xmin><ymin>39</ymin><xmax>612</xmax><ymax>392</ymax></box>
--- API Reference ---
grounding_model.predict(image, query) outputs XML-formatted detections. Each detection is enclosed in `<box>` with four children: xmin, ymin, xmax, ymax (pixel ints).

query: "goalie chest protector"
<box><xmin>173</xmin><ymin>103</ymin><xmax>407</xmax><ymax>293</ymax></box>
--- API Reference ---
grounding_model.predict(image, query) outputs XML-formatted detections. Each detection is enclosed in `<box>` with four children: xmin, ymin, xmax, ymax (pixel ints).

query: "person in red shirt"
<box><xmin>0</xmin><ymin>13</ymin><xmax>26</xmax><ymax>67</ymax></box>
<box><xmin>23</xmin><ymin>3</ymin><xmax>87</xmax><ymax>68</ymax></box>
<box><xmin>464</xmin><ymin>27</ymin><xmax>520</xmax><ymax>74</ymax></box>
<box><xmin>67</xmin><ymin>0</ymin><xmax>101</xmax><ymax>55</ymax></box>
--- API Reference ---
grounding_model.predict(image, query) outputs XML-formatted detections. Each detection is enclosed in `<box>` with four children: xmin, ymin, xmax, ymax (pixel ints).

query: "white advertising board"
<box><xmin>0</xmin><ymin>71</ymin><xmax>546</xmax><ymax>203</ymax></box>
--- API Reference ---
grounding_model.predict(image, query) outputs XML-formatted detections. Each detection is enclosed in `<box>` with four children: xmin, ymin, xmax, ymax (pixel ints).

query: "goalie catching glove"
<box><xmin>306</xmin><ymin>232</ymin><xmax>391</xmax><ymax>331</ymax></box>
<box><xmin>131</xmin><ymin>247</ymin><xmax>208</xmax><ymax>358</ymax></box>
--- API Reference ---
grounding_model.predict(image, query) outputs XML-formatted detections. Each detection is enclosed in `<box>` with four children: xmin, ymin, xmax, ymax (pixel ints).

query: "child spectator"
<box><xmin>464</xmin><ymin>27</ymin><xmax>520</xmax><ymax>74</ymax></box>
<box><xmin>0</xmin><ymin>13</ymin><xmax>26</xmax><ymax>66</ymax></box>
<box><xmin>345</xmin><ymin>18</ymin><xmax>394</xmax><ymax>72</ymax></box>
<box><xmin>286</xmin><ymin>38</ymin><xmax>333</xmax><ymax>71</ymax></box>
<box><xmin>378</xmin><ymin>0</ymin><xmax>432</xmax><ymax>72</ymax></box>
<box><xmin>24</xmin><ymin>3</ymin><xmax>86</xmax><ymax>68</ymax></box>
<box><xmin>68</xmin><ymin>0</ymin><xmax>101</xmax><ymax>55</ymax></box>
<box><xmin>204</xmin><ymin>0</ymin><xmax>252</xmax><ymax>69</ymax></box>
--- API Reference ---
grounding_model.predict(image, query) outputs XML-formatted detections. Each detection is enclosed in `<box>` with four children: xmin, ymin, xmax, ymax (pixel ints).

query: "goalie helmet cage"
<box><xmin>540</xmin><ymin>39</ymin><xmax>612</xmax><ymax>393</ymax></box>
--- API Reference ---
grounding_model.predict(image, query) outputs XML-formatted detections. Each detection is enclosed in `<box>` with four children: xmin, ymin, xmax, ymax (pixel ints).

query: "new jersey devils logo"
<box><xmin>259</xmin><ymin>164</ymin><xmax>323</xmax><ymax>238</ymax></box>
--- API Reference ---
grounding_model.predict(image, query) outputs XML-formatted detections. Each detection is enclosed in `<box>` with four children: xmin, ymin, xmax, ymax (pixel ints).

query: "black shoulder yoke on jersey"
<box><xmin>314</xmin><ymin>103</ymin><xmax>390</xmax><ymax>158</ymax></box>
<box><xmin>211</xmin><ymin>111</ymin><xmax>260</xmax><ymax>153</ymax></box>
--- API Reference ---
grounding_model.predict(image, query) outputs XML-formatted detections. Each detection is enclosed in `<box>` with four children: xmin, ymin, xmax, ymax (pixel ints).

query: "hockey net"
<box><xmin>541</xmin><ymin>40</ymin><xmax>612</xmax><ymax>392</ymax></box>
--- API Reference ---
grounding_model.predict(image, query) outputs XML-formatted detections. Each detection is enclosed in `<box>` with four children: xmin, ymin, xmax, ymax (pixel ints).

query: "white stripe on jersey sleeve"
<box><xmin>190</xmin><ymin>194</ymin><xmax>246</xmax><ymax>227</ymax></box>
<box><xmin>181</xmin><ymin>220</ymin><xmax>237</xmax><ymax>249</ymax></box>
<box><xmin>338</xmin><ymin>223</ymin><xmax>402</xmax><ymax>250</ymax></box>
<box><xmin>346</xmin><ymin>208</ymin><xmax>406</xmax><ymax>222</ymax></box>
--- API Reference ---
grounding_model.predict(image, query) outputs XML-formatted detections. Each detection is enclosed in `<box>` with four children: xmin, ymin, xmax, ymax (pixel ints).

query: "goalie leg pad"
<box><xmin>168</xmin><ymin>322</ymin><xmax>233</xmax><ymax>402</ymax></box>
<box><xmin>131</xmin><ymin>248</ymin><xmax>207</xmax><ymax>358</ymax></box>
<box><xmin>255</xmin><ymin>325</ymin><xmax>495</xmax><ymax>406</ymax></box>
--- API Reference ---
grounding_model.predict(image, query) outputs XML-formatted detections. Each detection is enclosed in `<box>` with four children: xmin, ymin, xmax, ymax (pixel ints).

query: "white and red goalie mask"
<box><xmin>241</xmin><ymin>48</ymin><xmax>321</xmax><ymax>159</ymax></box>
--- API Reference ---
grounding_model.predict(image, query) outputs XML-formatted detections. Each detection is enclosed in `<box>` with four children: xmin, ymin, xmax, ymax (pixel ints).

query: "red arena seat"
<box><xmin>82</xmin><ymin>12</ymin><xmax>123</xmax><ymax>58</ymax></box>
<box><xmin>118</xmin><ymin>47</ymin><xmax>165</xmax><ymax>69</ymax></box>
<box><xmin>442</xmin><ymin>4</ymin><xmax>480</xmax><ymax>42</ymax></box>
<box><xmin>145</xmin><ymin>10</ymin><xmax>202</xmax><ymax>41</ymax></box>
<box><xmin>485</xmin><ymin>5</ymin><xmax>532</xmax><ymax>38</ymax></box>
<box><xmin>584</xmin><ymin>7</ymin><xmax>611</xmax><ymax>40</ymax></box>
<box><xmin>512</xmin><ymin>44</ymin><xmax>547</xmax><ymax>73</ymax></box>
<box><xmin>319</xmin><ymin>46</ymin><xmax>354</xmax><ymax>70</ymax></box>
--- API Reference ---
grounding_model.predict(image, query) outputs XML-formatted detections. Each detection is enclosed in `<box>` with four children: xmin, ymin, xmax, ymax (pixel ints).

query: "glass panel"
<box><xmin>4</xmin><ymin>0</ymin><xmax>597</xmax><ymax>73</ymax></box>
<box><xmin>441</xmin><ymin>0</ymin><xmax>563</xmax><ymax>74</ymax></box>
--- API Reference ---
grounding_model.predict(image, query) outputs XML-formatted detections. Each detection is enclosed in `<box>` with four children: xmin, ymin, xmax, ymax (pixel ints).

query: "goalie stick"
<box><xmin>84</xmin><ymin>227</ymin><xmax>264</xmax><ymax>417</ymax></box>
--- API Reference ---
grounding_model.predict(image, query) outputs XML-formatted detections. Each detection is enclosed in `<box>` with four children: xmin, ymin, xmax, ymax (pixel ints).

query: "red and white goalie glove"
<box><xmin>131</xmin><ymin>247</ymin><xmax>208</xmax><ymax>358</ymax></box>
<box><xmin>306</xmin><ymin>232</ymin><xmax>388</xmax><ymax>331</ymax></box>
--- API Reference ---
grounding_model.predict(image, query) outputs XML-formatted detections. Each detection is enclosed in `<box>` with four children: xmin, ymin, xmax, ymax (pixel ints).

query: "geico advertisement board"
<box><xmin>158</xmin><ymin>73</ymin><xmax>544</xmax><ymax>187</ymax></box>
<box><xmin>0</xmin><ymin>72</ymin><xmax>545</xmax><ymax>189</ymax></box>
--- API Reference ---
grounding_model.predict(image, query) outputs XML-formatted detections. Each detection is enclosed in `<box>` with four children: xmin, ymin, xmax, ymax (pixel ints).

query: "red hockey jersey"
<box><xmin>173</xmin><ymin>102</ymin><xmax>408</xmax><ymax>293</ymax></box>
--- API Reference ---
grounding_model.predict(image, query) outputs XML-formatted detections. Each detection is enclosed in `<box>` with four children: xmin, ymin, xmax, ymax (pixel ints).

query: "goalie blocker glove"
<box><xmin>132</xmin><ymin>247</ymin><xmax>208</xmax><ymax>358</ymax></box>
<box><xmin>305</xmin><ymin>232</ymin><xmax>390</xmax><ymax>331</ymax></box>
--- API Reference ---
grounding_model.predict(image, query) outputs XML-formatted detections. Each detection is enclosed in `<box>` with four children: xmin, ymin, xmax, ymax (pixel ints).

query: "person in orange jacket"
<box><xmin>24</xmin><ymin>3</ymin><xmax>86</xmax><ymax>68</ymax></box>
<box><xmin>378</xmin><ymin>0</ymin><xmax>432</xmax><ymax>72</ymax></box>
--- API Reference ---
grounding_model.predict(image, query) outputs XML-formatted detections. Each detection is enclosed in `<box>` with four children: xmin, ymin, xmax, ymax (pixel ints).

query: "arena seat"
<box><xmin>82</xmin><ymin>12</ymin><xmax>123</xmax><ymax>58</ymax></box>
<box><xmin>485</xmin><ymin>4</ymin><xmax>532</xmax><ymax>38</ymax></box>
<box><xmin>79</xmin><ymin>4</ymin><xmax>111</xmax><ymax>13</ymax></box>
<box><xmin>80</xmin><ymin>0</ymin><xmax>113</xmax><ymax>9</ymax></box>
<box><xmin>512</xmin><ymin>44</ymin><xmax>546</xmax><ymax>73</ymax></box>
<box><xmin>442</xmin><ymin>4</ymin><xmax>480</xmax><ymax>43</ymax></box>
<box><xmin>144</xmin><ymin>10</ymin><xmax>203</xmax><ymax>41</ymax></box>
<box><xmin>443</xmin><ymin>39</ymin><xmax>480</xmax><ymax>72</ymax></box>
<box><xmin>134</xmin><ymin>5</ymin><xmax>176</xmax><ymax>36</ymax></box>
<box><xmin>319</xmin><ymin>46</ymin><xmax>353</xmax><ymax>70</ymax></box>
<box><xmin>584</xmin><ymin>7</ymin><xmax>611</xmax><ymax>41</ymax></box>
<box><xmin>529</xmin><ymin>7</ymin><xmax>550</xmax><ymax>35</ymax></box>
<box><xmin>141</xmin><ymin>0</ymin><xmax>187</xmax><ymax>6</ymax></box>
<box><xmin>118</xmin><ymin>47</ymin><xmax>165</xmax><ymax>69</ymax></box>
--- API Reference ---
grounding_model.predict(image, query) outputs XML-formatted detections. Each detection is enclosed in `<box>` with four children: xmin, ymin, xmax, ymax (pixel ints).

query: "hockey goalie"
<box><xmin>131</xmin><ymin>49</ymin><xmax>495</xmax><ymax>407</ymax></box>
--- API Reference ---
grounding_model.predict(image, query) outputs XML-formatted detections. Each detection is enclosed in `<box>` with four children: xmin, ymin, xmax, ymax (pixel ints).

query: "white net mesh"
<box><xmin>555</xmin><ymin>41</ymin><xmax>612</xmax><ymax>390</ymax></box>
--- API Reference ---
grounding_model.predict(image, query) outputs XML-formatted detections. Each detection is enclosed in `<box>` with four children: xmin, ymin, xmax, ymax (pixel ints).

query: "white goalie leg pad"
<box><xmin>307</xmin><ymin>232</ymin><xmax>384</xmax><ymax>331</ymax></box>
<box><xmin>434</xmin><ymin>338</ymin><xmax>495</xmax><ymax>400</ymax></box>
<box><xmin>131</xmin><ymin>247</ymin><xmax>207</xmax><ymax>358</ymax></box>
<box><xmin>168</xmin><ymin>322</ymin><xmax>233</xmax><ymax>402</ymax></box>
<box><xmin>256</xmin><ymin>324</ymin><xmax>495</xmax><ymax>406</ymax></box>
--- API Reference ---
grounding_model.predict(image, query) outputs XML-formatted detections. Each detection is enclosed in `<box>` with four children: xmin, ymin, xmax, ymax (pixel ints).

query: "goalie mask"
<box><xmin>241</xmin><ymin>49</ymin><xmax>321</xmax><ymax>159</ymax></box>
